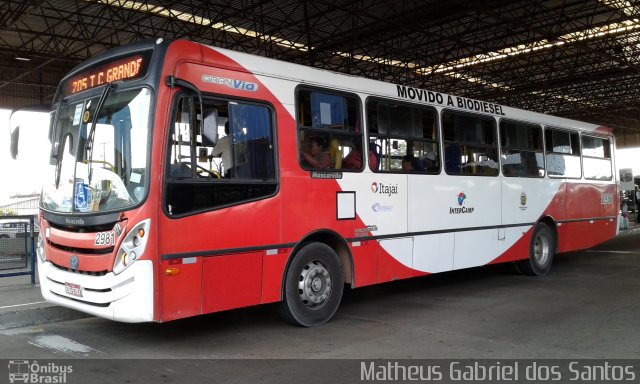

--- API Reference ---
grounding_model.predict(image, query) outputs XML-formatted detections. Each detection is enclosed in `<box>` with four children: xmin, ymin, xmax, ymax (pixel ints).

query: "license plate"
<box><xmin>64</xmin><ymin>282</ymin><xmax>83</xmax><ymax>298</ymax></box>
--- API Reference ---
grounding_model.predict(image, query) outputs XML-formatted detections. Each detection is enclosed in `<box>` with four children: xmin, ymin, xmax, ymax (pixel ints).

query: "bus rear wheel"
<box><xmin>517</xmin><ymin>222</ymin><xmax>555</xmax><ymax>276</ymax></box>
<box><xmin>279</xmin><ymin>242</ymin><xmax>344</xmax><ymax>327</ymax></box>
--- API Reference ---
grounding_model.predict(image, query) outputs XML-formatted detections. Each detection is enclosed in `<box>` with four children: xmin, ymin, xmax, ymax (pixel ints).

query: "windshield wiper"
<box><xmin>86</xmin><ymin>83</ymin><xmax>115</xmax><ymax>185</ymax></box>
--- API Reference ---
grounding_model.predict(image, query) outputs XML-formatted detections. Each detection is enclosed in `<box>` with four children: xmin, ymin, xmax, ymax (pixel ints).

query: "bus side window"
<box><xmin>500</xmin><ymin>120</ymin><xmax>544</xmax><ymax>178</ymax></box>
<box><xmin>228</xmin><ymin>103</ymin><xmax>275</xmax><ymax>179</ymax></box>
<box><xmin>297</xmin><ymin>88</ymin><xmax>363</xmax><ymax>172</ymax></box>
<box><xmin>165</xmin><ymin>96</ymin><xmax>277</xmax><ymax>216</ymax></box>
<box><xmin>582</xmin><ymin>135</ymin><xmax>612</xmax><ymax>181</ymax></box>
<box><xmin>442</xmin><ymin>110</ymin><xmax>498</xmax><ymax>176</ymax></box>
<box><xmin>545</xmin><ymin>128</ymin><xmax>581</xmax><ymax>179</ymax></box>
<box><xmin>445</xmin><ymin>144</ymin><xmax>461</xmax><ymax>174</ymax></box>
<box><xmin>366</xmin><ymin>99</ymin><xmax>439</xmax><ymax>174</ymax></box>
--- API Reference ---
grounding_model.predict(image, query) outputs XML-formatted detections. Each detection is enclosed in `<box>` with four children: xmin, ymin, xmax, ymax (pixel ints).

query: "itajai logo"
<box><xmin>450</xmin><ymin>191</ymin><xmax>474</xmax><ymax>214</ymax></box>
<box><xmin>370</xmin><ymin>182</ymin><xmax>398</xmax><ymax>196</ymax></box>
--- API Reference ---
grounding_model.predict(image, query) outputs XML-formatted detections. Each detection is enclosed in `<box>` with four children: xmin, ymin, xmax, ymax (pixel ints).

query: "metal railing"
<box><xmin>0</xmin><ymin>215</ymin><xmax>36</xmax><ymax>284</ymax></box>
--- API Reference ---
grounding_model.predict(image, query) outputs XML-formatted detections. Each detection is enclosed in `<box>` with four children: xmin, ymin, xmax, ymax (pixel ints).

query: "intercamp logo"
<box><xmin>457</xmin><ymin>192</ymin><xmax>466</xmax><ymax>206</ymax></box>
<box><xmin>450</xmin><ymin>191</ymin><xmax>474</xmax><ymax>214</ymax></box>
<box><xmin>8</xmin><ymin>360</ymin><xmax>73</xmax><ymax>383</ymax></box>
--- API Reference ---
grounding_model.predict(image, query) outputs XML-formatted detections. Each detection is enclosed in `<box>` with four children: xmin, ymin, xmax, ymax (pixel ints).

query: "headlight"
<box><xmin>113</xmin><ymin>219</ymin><xmax>150</xmax><ymax>275</ymax></box>
<box><xmin>36</xmin><ymin>232</ymin><xmax>45</xmax><ymax>263</ymax></box>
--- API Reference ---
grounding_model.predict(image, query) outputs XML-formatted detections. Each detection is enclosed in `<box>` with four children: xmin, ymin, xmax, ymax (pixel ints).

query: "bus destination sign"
<box><xmin>64</xmin><ymin>55</ymin><xmax>147</xmax><ymax>96</ymax></box>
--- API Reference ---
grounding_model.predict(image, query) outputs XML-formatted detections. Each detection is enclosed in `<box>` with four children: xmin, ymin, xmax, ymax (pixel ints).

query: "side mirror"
<box><xmin>9</xmin><ymin>125</ymin><xmax>19</xmax><ymax>160</ymax></box>
<box><xmin>9</xmin><ymin>105</ymin><xmax>51</xmax><ymax>161</ymax></box>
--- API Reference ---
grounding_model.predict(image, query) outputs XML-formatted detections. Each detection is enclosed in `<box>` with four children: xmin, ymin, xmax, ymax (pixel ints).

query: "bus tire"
<box><xmin>279</xmin><ymin>242</ymin><xmax>344</xmax><ymax>327</ymax></box>
<box><xmin>517</xmin><ymin>222</ymin><xmax>555</xmax><ymax>276</ymax></box>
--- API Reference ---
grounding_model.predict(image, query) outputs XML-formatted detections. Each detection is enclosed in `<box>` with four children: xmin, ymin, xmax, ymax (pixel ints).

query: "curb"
<box><xmin>0</xmin><ymin>305</ymin><xmax>92</xmax><ymax>330</ymax></box>
<box><xmin>617</xmin><ymin>226</ymin><xmax>640</xmax><ymax>237</ymax></box>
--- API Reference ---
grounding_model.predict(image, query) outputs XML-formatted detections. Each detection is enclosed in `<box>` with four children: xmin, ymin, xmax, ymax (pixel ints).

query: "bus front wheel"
<box><xmin>279</xmin><ymin>242</ymin><xmax>344</xmax><ymax>327</ymax></box>
<box><xmin>517</xmin><ymin>222</ymin><xmax>555</xmax><ymax>276</ymax></box>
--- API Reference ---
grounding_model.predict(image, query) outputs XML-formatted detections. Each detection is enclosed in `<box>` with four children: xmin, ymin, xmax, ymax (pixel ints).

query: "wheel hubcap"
<box><xmin>534</xmin><ymin>233</ymin><xmax>550</xmax><ymax>266</ymax></box>
<box><xmin>298</xmin><ymin>260</ymin><xmax>332</xmax><ymax>308</ymax></box>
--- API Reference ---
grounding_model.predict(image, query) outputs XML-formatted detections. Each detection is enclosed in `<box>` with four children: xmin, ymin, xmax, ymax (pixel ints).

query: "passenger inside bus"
<box><xmin>300</xmin><ymin>136</ymin><xmax>332</xmax><ymax>169</ymax></box>
<box><xmin>211</xmin><ymin>122</ymin><xmax>233</xmax><ymax>177</ymax></box>
<box><xmin>339</xmin><ymin>140</ymin><xmax>362</xmax><ymax>170</ymax></box>
<box><xmin>402</xmin><ymin>154</ymin><xmax>416</xmax><ymax>171</ymax></box>
<box><xmin>424</xmin><ymin>152</ymin><xmax>438</xmax><ymax>172</ymax></box>
<box><xmin>369</xmin><ymin>142</ymin><xmax>381</xmax><ymax>171</ymax></box>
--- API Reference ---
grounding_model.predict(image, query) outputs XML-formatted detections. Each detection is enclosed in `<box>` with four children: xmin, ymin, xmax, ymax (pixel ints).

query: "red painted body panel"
<box><xmin>490</xmin><ymin>228</ymin><xmax>533</xmax><ymax>264</ymax></box>
<box><xmin>262</xmin><ymin>251</ymin><xmax>289</xmax><ymax>303</ymax></box>
<box><xmin>45</xmin><ymin>245</ymin><xmax>111</xmax><ymax>272</ymax></box>
<box><xmin>350</xmin><ymin>241</ymin><xmax>378</xmax><ymax>287</ymax></box>
<box><xmin>488</xmin><ymin>181</ymin><xmax>617</xmax><ymax>264</ymax></box>
<box><xmin>558</xmin><ymin>220</ymin><xmax>616</xmax><ymax>253</ymax></box>
<box><xmin>560</xmin><ymin>182</ymin><xmax>617</xmax><ymax>253</ymax></box>
<box><xmin>543</xmin><ymin>182</ymin><xmax>567</xmax><ymax>222</ymax></box>
<box><xmin>159</xmin><ymin>258</ymin><xmax>202</xmax><ymax>321</ymax></box>
<box><xmin>48</xmin><ymin>225</ymin><xmax>121</xmax><ymax>252</ymax></box>
<box><xmin>202</xmin><ymin>252</ymin><xmax>263</xmax><ymax>313</ymax></box>
<box><xmin>377</xmin><ymin>247</ymin><xmax>428</xmax><ymax>283</ymax></box>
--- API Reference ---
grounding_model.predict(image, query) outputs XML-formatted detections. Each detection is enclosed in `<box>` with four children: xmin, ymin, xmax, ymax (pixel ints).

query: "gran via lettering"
<box><xmin>202</xmin><ymin>75</ymin><xmax>258</xmax><ymax>91</ymax></box>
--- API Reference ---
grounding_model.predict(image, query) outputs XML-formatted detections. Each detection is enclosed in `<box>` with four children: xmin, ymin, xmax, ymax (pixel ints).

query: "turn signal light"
<box><xmin>121</xmin><ymin>252</ymin><xmax>129</xmax><ymax>267</ymax></box>
<box><xmin>165</xmin><ymin>267</ymin><xmax>180</xmax><ymax>276</ymax></box>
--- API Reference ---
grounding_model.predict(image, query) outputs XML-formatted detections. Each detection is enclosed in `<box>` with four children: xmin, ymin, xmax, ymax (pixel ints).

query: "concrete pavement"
<box><xmin>0</xmin><ymin>274</ymin><xmax>90</xmax><ymax>330</ymax></box>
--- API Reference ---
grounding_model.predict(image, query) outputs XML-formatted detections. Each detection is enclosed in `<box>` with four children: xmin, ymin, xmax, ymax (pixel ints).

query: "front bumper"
<box><xmin>38</xmin><ymin>258</ymin><xmax>154</xmax><ymax>323</ymax></box>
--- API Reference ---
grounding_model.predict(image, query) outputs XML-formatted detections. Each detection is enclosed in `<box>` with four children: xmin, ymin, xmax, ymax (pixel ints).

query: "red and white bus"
<box><xmin>35</xmin><ymin>39</ymin><xmax>618</xmax><ymax>326</ymax></box>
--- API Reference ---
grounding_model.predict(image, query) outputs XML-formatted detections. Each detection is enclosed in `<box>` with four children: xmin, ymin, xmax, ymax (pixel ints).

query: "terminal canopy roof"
<box><xmin>0</xmin><ymin>0</ymin><xmax>639</xmax><ymax>144</ymax></box>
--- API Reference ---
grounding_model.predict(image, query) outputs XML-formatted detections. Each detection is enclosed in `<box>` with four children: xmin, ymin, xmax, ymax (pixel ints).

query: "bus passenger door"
<box><xmin>498</xmin><ymin>120</ymin><xmax>550</xmax><ymax>262</ymax></box>
<box><xmin>440</xmin><ymin>111</ymin><xmax>502</xmax><ymax>270</ymax></box>
<box><xmin>451</xmin><ymin>176</ymin><xmax>501</xmax><ymax>269</ymax></box>
<box><xmin>409</xmin><ymin>174</ymin><xmax>455</xmax><ymax>274</ymax></box>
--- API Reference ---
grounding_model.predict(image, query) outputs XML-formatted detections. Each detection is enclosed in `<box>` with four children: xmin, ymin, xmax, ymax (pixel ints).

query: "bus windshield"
<box><xmin>41</xmin><ymin>87</ymin><xmax>152</xmax><ymax>214</ymax></box>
